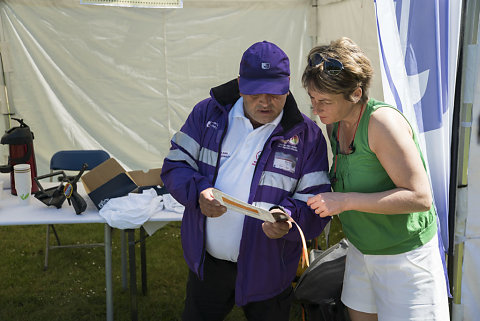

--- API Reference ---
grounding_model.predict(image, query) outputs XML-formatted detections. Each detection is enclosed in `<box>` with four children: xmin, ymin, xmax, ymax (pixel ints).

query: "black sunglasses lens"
<box><xmin>309</xmin><ymin>53</ymin><xmax>323</xmax><ymax>67</ymax></box>
<box><xmin>349</xmin><ymin>142</ymin><xmax>356</xmax><ymax>154</ymax></box>
<box><xmin>324</xmin><ymin>60</ymin><xmax>344</xmax><ymax>75</ymax></box>
<box><xmin>309</xmin><ymin>54</ymin><xmax>344</xmax><ymax>75</ymax></box>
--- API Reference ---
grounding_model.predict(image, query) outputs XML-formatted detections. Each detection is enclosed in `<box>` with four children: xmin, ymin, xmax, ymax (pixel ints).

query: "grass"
<box><xmin>0</xmin><ymin>218</ymin><xmax>344</xmax><ymax>321</ymax></box>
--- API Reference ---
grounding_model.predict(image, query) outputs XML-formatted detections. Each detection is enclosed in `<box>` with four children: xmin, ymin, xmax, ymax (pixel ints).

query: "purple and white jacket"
<box><xmin>161</xmin><ymin>79</ymin><xmax>331</xmax><ymax>306</ymax></box>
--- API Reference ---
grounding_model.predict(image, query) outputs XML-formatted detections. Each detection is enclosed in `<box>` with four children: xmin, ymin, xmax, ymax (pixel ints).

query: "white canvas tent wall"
<box><xmin>2</xmin><ymin>0</ymin><xmax>480</xmax><ymax>320</ymax></box>
<box><xmin>0</xmin><ymin>0</ymin><xmax>382</xmax><ymax>175</ymax></box>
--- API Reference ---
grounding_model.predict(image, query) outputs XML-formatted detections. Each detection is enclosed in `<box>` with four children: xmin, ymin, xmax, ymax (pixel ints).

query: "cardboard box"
<box><xmin>81</xmin><ymin>158</ymin><xmax>163</xmax><ymax>210</ymax></box>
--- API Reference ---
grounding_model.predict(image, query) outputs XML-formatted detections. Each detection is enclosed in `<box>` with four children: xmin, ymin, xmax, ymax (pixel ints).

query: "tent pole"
<box><xmin>312</xmin><ymin>0</ymin><xmax>318</xmax><ymax>46</ymax></box>
<box><xmin>450</xmin><ymin>0</ymin><xmax>479</xmax><ymax>319</ymax></box>
<box><xmin>0</xmin><ymin>14</ymin><xmax>13</xmax><ymax>165</ymax></box>
<box><xmin>448</xmin><ymin>0</ymin><xmax>465</xmax><ymax>305</ymax></box>
<box><xmin>0</xmin><ymin>14</ymin><xmax>13</xmax><ymax>126</ymax></box>
<box><xmin>309</xmin><ymin>0</ymin><xmax>319</xmax><ymax>122</ymax></box>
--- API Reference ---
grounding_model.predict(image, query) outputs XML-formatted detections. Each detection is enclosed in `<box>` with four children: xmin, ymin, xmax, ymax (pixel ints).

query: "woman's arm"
<box><xmin>307</xmin><ymin>108</ymin><xmax>432</xmax><ymax>217</ymax></box>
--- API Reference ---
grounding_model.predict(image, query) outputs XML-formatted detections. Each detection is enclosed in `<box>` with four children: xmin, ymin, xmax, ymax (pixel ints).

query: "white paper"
<box><xmin>212</xmin><ymin>188</ymin><xmax>288</xmax><ymax>223</ymax></box>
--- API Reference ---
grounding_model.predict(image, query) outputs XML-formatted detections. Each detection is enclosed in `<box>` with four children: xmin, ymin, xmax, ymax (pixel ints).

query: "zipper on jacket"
<box><xmin>199</xmin><ymin>107</ymin><xmax>230</xmax><ymax>277</ymax></box>
<box><xmin>249</xmin><ymin>132</ymin><xmax>284</xmax><ymax>203</ymax></box>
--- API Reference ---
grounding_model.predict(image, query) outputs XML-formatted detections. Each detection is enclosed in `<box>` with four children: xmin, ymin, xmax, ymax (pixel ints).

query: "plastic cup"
<box><xmin>14</xmin><ymin>164</ymin><xmax>32</xmax><ymax>205</ymax></box>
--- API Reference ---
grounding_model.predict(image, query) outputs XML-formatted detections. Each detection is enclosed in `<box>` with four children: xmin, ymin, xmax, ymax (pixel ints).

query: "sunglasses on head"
<box><xmin>308</xmin><ymin>53</ymin><xmax>344</xmax><ymax>75</ymax></box>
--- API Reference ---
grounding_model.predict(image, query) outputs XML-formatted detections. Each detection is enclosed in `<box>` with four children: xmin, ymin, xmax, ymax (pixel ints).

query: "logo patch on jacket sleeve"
<box><xmin>273</xmin><ymin>152</ymin><xmax>296</xmax><ymax>173</ymax></box>
<box><xmin>206</xmin><ymin>121</ymin><xmax>218</xmax><ymax>129</ymax></box>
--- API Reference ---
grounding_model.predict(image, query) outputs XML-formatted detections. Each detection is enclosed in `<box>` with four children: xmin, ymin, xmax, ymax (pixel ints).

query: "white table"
<box><xmin>0</xmin><ymin>174</ymin><xmax>183</xmax><ymax>321</ymax></box>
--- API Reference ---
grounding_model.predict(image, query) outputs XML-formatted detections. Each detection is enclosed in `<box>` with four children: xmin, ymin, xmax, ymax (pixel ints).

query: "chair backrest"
<box><xmin>50</xmin><ymin>150</ymin><xmax>110</xmax><ymax>171</ymax></box>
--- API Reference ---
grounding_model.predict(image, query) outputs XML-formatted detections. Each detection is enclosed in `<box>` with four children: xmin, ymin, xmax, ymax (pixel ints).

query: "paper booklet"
<box><xmin>211</xmin><ymin>188</ymin><xmax>309</xmax><ymax>267</ymax></box>
<box><xmin>211</xmin><ymin>188</ymin><xmax>288</xmax><ymax>223</ymax></box>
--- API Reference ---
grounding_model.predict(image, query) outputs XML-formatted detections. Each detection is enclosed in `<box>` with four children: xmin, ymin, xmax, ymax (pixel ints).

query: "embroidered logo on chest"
<box><xmin>279</xmin><ymin>135</ymin><xmax>299</xmax><ymax>152</ymax></box>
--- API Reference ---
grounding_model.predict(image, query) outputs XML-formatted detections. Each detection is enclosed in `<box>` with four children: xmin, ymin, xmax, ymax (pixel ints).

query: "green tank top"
<box><xmin>329</xmin><ymin>99</ymin><xmax>437</xmax><ymax>255</ymax></box>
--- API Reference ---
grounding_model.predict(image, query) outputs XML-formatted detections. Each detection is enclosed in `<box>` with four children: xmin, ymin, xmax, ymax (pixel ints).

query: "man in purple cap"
<box><xmin>161</xmin><ymin>41</ymin><xmax>331</xmax><ymax>320</ymax></box>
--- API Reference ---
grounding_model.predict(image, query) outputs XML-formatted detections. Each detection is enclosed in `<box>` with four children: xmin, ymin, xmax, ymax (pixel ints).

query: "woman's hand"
<box><xmin>307</xmin><ymin>192</ymin><xmax>347</xmax><ymax>217</ymax></box>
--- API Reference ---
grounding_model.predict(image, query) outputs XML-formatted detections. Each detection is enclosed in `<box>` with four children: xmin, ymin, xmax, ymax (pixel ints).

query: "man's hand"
<box><xmin>199</xmin><ymin>188</ymin><xmax>227</xmax><ymax>218</ymax></box>
<box><xmin>262</xmin><ymin>216</ymin><xmax>293</xmax><ymax>239</ymax></box>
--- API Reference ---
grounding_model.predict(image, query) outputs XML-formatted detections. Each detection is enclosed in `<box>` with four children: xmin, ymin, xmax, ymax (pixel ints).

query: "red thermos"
<box><xmin>0</xmin><ymin>118</ymin><xmax>39</xmax><ymax>195</ymax></box>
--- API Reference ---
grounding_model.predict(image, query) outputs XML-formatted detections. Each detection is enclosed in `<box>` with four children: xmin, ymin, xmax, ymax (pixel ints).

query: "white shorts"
<box><xmin>341</xmin><ymin>236</ymin><xmax>450</xmax><ymax>321</ymax></box>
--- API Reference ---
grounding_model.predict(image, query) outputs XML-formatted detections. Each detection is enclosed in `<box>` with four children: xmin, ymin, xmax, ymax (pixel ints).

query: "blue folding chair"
<box><xmin>50</xmin><ymin>149</ymin><xmax>110</xmax><ymax>173</ymax></box>
<box><xmin>45</xmin><ymin>150</ymin><xmax>110</xmax><ymax>270</ymax></box>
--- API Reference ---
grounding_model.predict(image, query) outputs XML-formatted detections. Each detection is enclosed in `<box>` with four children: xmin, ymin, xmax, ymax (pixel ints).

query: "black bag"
<box><xmin>295</xmin><ymin>238</ymin><xmax>348</xmax><ymax>304</ymax></box>
<box><xmin>294</xmin><ymin>238</ymin><xmax>349</xmax><ymax>321</ymax></box>
<box><xmin>302</xmin><ymin>299</ymin><xmax>350</xmax><ymax>321</ymax></box>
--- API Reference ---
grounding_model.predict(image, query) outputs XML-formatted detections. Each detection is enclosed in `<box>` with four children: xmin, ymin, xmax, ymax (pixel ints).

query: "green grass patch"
<box><xmin>0</xmin><ymin>218</ymin><xmax>344</xmax><ymax>321</ymax></box>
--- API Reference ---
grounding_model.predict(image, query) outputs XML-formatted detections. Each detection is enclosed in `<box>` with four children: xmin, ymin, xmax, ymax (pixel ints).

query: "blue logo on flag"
<box><xmin>393</xmin><ymin>0</ymin><xmax>448</xmax><ymax>133</ymax></box>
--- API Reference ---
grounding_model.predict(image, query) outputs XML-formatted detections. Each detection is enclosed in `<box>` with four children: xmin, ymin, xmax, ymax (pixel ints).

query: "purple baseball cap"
<box><xmin>238</xmin><ymin>41</ymin><xmax>290</xmax><ymax>95</ymax></box>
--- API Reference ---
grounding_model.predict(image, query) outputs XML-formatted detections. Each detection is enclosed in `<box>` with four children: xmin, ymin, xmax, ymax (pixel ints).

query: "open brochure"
<box><xmin>212</xmin><ymin>188</ymin><xmax>288</xmax><ymax>223</ymax></box>
<box><xmin>211</xmin><ymin>188</ymin><xmax>309</xmax><ymax>267</ymax></box>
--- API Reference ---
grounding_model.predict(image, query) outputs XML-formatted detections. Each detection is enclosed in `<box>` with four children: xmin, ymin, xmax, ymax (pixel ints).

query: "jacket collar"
<box><xmin>210</xmin><ymin>79</ymin><xmax>304</xmax><ymax>132</ymax></box>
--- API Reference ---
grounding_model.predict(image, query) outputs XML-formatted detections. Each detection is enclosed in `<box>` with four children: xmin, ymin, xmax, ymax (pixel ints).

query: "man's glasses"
<box><xmin>308</xmin><ymin>53</ymin><xmax>344</xmax><ymax>75</ymax></box>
